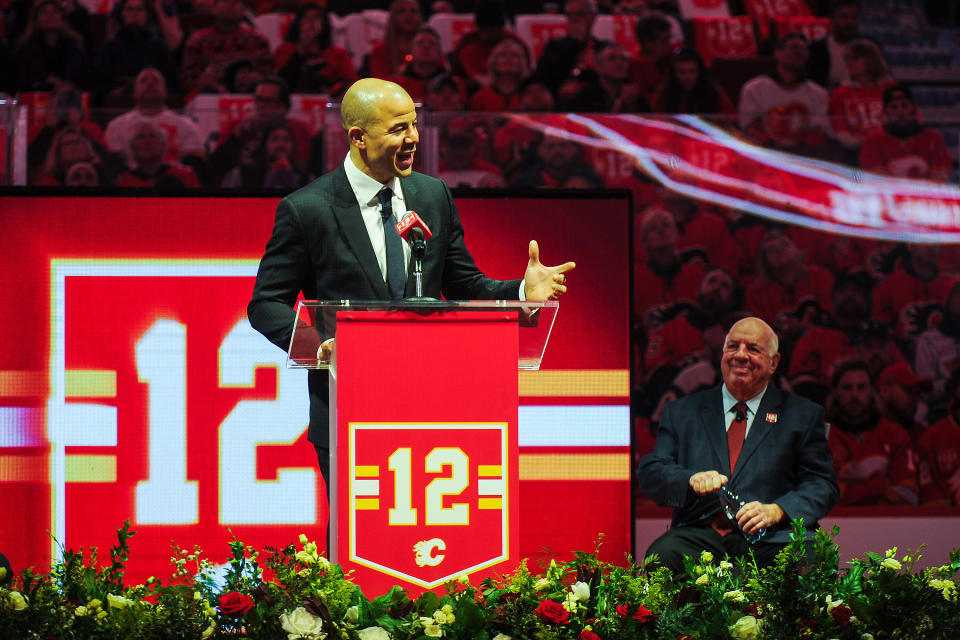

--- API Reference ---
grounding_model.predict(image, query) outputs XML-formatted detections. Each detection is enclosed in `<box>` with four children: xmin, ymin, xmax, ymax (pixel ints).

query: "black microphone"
<box><xmin>409</xmin><ymin>226</ymin><xmax>426</xmax><ymax>262</ymax></box>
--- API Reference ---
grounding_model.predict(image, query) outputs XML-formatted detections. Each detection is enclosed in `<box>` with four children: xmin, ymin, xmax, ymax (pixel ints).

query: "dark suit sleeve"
<box><xmin>247</xmin><ymin>197</ymin><xmax>312</xmax><ymax>352</ymax></box>
<box><xmin>436</xmin><ymin>179</ymin><xmax>522</xmax><ymax>301</ymax></box>
<box><xmin>637</xmin><ymin>401</ymin><xmax>703</xmax><ymax>511</ymax></box>
<box><xmin>772</xmin><ymin>402</ymin><xmax>839</xmax><ymax>526</ymax></box>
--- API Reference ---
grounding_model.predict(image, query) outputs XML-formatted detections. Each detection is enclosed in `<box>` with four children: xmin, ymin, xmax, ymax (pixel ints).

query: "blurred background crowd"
<box><xmin>1</xmin><ymin>0</ymin><xmax>959</xmax><ymax>508</ymax></box>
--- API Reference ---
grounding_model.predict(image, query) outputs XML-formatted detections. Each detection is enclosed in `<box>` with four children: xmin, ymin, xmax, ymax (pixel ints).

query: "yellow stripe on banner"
<box><xmin>66</xmin><ymin>370</ymin><xmax>117</xmax><ymax>398</ymax></box>
<box><xmin>518</xmin><ymin>370</ymin><xmax>628</xmax><ymax>397</ymax></box>
<box><xmin>0</xmin><ymin>455</ymin><xmax>48</xmax><ymax>482</ymax></box>
<box><xmin>65</xmin><ymin>455</ymin><xmax>117</xmax><ymax>483</ymax></box>
<box><xmin>477</xmin><ymin>465</ymin><xmax>502</xmax><ymax>477</ymax></box>
<box><xmin>355</xmin><ymin>465</ymin><xmax>380</xmax><ymax>478</ymax></box>
<box><xmin>355</xmin><ymin>498</ymin><xmax>380</xmax><ymax>510</ymax></box>
<box><xmin>478</xmin><ymin>497</ymin><xmax>502</xmax><ymax>510</ymax></box>
<box><xmin>519</xmin><ymin>453</ymin><xmax>630</xmax><ymax>481</ymax></box>
<box><xmin>0</xmin><ymin>371</ymin><xmax>46</xmax><ymax>397</ymax></box>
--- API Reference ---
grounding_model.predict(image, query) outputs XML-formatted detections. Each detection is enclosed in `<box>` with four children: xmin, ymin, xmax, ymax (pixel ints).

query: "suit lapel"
<box><xmin>731</xmin><ymin>386</ymin><xmax>783</xmax><ymax>480</ymax></box>
<box><xmin>330</xmin><ymin>166</ymin><xmax>390</xmax><ymax>298</ymax></box>
<box><xmin>699</xmin><ymin>387</ymin><xmax>730</xmax><ymax>474</ymax></box>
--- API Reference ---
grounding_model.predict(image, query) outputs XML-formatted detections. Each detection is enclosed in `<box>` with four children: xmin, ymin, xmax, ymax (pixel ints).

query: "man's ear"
<box><xmin>348</xmin><ymin>126</ymin><xmax>365</xmax><ymax>149</ymax></box>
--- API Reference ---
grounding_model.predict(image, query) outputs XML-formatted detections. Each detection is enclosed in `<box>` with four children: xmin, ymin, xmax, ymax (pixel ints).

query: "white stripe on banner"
<box><xmin>518</xmin><ymin>405</ymin><xmax>630</xmax><ymax>447</ymax></box>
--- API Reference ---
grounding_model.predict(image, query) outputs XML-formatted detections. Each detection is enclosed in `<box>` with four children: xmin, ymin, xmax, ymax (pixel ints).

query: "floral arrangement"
<box><xmin>1</xmin><ymin>520</ymin><xmax>958</xmax><ymax>640</ymax></box>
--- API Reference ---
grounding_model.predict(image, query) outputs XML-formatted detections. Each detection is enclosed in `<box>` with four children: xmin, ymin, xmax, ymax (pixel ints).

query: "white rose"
<box><xmin>358</xmin><ymin>626</ymin><xmax>392</xmax><ymax>640</ymax></box>
<box><xmin>346</xmin><ymin>605</ymin><xmax>360</xmax><ymax>624</ymax></box>
<box><xmin>701</xmin><ymin>551</ymin><xmax>714</xmax><ymax>564</ymax></box>
<box><xmin>75</xmin><ymin>605</ymin><xmax>89</xmax><ymax>617</ymax></box>
<box><xmin>571</xmin><ymin>581</ymin><xmax>590</xmax><ymax>601</ymax></box>
<box><xmin>723</xmin><ymin>590</ymin><xmax>746</xmax><ymax>603</ymax></box>
<box><xmin>534</xmin><ymin>578</ymin><xmax>552</xmax><ymax>592</ymax></box>
<box><xmin>6</xmin><ymin>591</ymin><xmax>27</xmax><ymax>611</ymax></box>
<box><xmin>729</xmin><ymin>615</ymin><xmax>761</xmax><ymax>640</ymax></box>
<box><xmin>107</xmin><ymin>594</ymin><xmax>134</xmax><ymax>609</ymax></box>
<box><xmin>881</xmin><ymin>558</ymin><xmax>902</xmax><ymax>571</ymax></box>
<box><xmin>433</xmin><ymin>610</ymin><xmax>448</xmax><ymax>625</ymax></box>
<box><xmin>419</xmin><ymin>617</ymin><xmax>443</xmax><ymax>638</ymax></box>
<box><xmin>280</xmin><ymin>606</ymin><xmax>326</xmax><ymax>640</ymax></box>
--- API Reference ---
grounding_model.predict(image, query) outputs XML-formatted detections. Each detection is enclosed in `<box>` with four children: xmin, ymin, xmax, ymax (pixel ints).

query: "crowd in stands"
<box><xmin>0</xmin><ymin>0</ymin><xmax>955</xmax><ymax>188</ymax></box>
<box><xmin>1</xmin><ymin>0</ymin><xmax>958</xmax><ymax>507</ymax></box>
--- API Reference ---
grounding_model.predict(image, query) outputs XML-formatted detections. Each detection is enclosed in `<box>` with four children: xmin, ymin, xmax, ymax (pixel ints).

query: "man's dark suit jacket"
<box><xmin>248</xmin><ymin>165</ymin><xmax>522</xmax><ymax>449</ymax></box>
<box><xmin>638</xmin><ymin>384</ymin><xmax>839</xmax><ymax>544</ymax></box>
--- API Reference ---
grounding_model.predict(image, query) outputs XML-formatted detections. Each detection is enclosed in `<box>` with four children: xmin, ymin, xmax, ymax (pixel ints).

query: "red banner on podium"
<box><xmin>332</xmin><ymin>310</ymin><xmax>521</xmax><ymax>593</ymax></box>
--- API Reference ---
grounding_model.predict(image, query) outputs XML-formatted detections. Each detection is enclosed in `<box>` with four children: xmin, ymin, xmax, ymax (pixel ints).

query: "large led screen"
<box><xmin>0</xmin><ymin>191</ymin><xmax>631</xmax><ymax>587</ymax></box>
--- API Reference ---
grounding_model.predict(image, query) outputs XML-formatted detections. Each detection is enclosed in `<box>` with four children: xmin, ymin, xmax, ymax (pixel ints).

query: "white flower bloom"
<box><xmin>571</xmin><ymin>581</ymin><xmax>590</xmax><ymax>601</ymax></box>
<box><xmin>75</xmin><ymin>605</ymin><xmax>89</xmax><ymax>617</ymax></box>
<box><xmin>723</xmin><ymin>590</ymin><xmax>746</xmax><ymax>603</ymax></box>
<box><xmin>534</xmin><ymin>578</ymin><xmax>552</xmax><ymax>591</ymax></box>
<box><xmin>107</xmin><ymin>594</ymin><xmax>134</xmax><ymax>609</ymax></box>
<box><xmin>419</xmin><ymin>617</ymin><xmax>443</xmax><ymax>638</ymax></box>
<box><xmin>695</xmin><ymin>573</ymin><xmax>709</xmax><ymax>585</ymax></box>
<box><xmin>861</xmin><ymin>634</ymin><xmax>874</xmax><ymax>640</ymax></box>
<box><xmin>492</xmin><ymin>635</ymin><xmax>511</xmax><ymax>640</ymax></box>
<box><xmin>701</xmin><ymin>551</ymin><xmax>714</xmax><ymax>564</ymax></box>
<box><xmin>433</xmin><ymin>610</ymin><xmax>449</xmax><ymax>625</ymax></box>
<box><xmin>729</xmin><ymin>615</ymin><xmax>761</xmax><ymax>640</ymax></box>
<box><xmin>358</xmin><ymin>626</ymin><xmax>392</xmax><ymax>640</ymax></box>
<box><xmin>316</xmin><ymin>556</ymin><xmax>331</xmax><ymax>570</ymax></box>
<box><xmin>825</xmin><ymin>595</ymin><xmax>843</xmax><ymax>613</ymax></box>
<box><xmin>441</xmin><ymin>604</ymin><xmax>453</xmax><ymax>615</ymax></box>
<box><xmin>720</xmin><ymin>561</ymin><xmax>733</xmax><ymax>571</ymax></box>
<box><xmin>296</xmin><ymin>550</ymin><xmax>317</xmax><ymax>565</ymax></box>
<box><xmin>280</xmin><ymin>606</ymin><xmax>326</xmax><ymax>640</ymax></box>
<box><xmin>456</xmin><ymin>574</ymin><xmax>470</xmax><ymax>585</ymax></box>
<box><xmin>346</xmin><ymin>605</ymin><xmax>360</xmax><ymax>624</ymax></box>
<box><xmin>6</xmin><ymin>591</ymin><xmax>28</xmax><ymax>611</ymax></box>
<box><xmin>881</xmin><ymin>558</ymin><xmax>902</xmax><ymax>571</ymax></box>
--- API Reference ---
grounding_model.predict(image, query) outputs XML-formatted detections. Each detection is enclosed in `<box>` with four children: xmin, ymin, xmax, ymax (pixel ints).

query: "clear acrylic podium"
<box><xmin>286</xmin><ymin>300</ymin><xmax>558</xmax><ymax>594</ymax></box>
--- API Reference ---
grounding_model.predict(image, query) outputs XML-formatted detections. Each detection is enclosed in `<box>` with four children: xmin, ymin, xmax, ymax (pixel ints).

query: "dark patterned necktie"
<box><xmin>378</xmin><ymin>187</ymin><xmax>405</xmax><ymax>299</ymax></box>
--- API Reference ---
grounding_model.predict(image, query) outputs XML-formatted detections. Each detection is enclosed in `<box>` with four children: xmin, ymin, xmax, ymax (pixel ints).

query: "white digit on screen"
<box><xmin>135</xmin><ymin>319</ymin><xmax>199</xmax><ymax>524</ymax></box>
<box><xmin>425</xmin><ymin>448</ymin><xmax>469</xmax><ymax>525</ymax></box>
<box><xmin>388</xmin><ymin>448</ymin><xmax>417</xmax><ymax>525</ymax></box>
<box><xmin>219</xmin><ymin>320</ymin><xmax>315</xmax><ymax>524</ymax></box>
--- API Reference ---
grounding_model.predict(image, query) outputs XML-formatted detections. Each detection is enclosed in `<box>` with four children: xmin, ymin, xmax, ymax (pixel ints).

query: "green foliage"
<box><xmin>1</xmin><ymin>523</ymin><xmax>958</xmax><ymax>639</ymax></box>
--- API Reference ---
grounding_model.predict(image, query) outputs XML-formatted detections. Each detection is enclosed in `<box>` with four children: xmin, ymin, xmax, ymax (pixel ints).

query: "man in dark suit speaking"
<box><xmin>638</xmin><ymin>317</ymin><xmax>838</xmax><ymax>571</ymax></box>
<box><xmin>248</xmin><ymin>77</ymin><xmax>576</xmax><ymax>488</ymax></box>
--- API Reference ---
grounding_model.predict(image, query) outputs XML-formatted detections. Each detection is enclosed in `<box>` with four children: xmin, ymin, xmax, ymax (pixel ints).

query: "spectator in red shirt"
<box><xmin>651</xmin><ymin>48</ymin><xmax>734</xmax><ymax>117</ymax></box>
<box><xmin>826</xmin><ymin>359</ymin><xmax>918</xmax><ymax>505</ymax></box>
<box><xmin>917</xmin><ymin>366</ymin><xmax>960</xmax><ymax>505</ymax></box>
<box><xmin>179</xmin><ymin>0</ymin><xmax>272</xmax><ymax>97</ymax></box>
<box><xmin>859</xmin><ymin>84</ymin><xmax>952</xmax><ymax>181</ymax></box>
<box><xmin>392</xmin><ymin>27</ymin><xmax>447</xmax><ymax>102</ymax></box>
<box><xmin>365</xmin><ymin>0</ymin><xmax>422</xmax><ymax>78</ymax></box>
<box><xmin>872</xmin><ymin>243</ymin><xmax>956</xmax><ymax>337</ymax></box>
<box><xmin>829</xmin><ymin>38</ymin><xmax>894</xmax><ymax>157</ymax></box>
<box><xmin>877</xmin><ymin>362</ymin><xmax>931</xmax><ymax>444</ymax></box>
<box><xmin>275</xmin><ymin>3</ymin><xmax>357</xmax><ymax>95</ymax></box>
<box><xmin>435</xmin><ymin>116</ymin><xmax>505</xmax><ymax>188</ymax></box>
<box><xmin>34</xmin><ymin>126</ymin><xmax>105</xmax><ymax>186</ymax></box>
<box><xmin>633</xmin><ymin>206</ymin><xmax>707</xmax><ymax>323</ymax></box>
<box><xmin>789</xmin><ymin>268</ymin><xmax>875</xmax><ymax>393</ymax></box>
<box><xmin>208</xmin><ymin>76</ymin><xmax>312</xmax><ymax>184</ymax></box>
<box><xmin>469</xmin><ymin>38</ymin><xmax>531</xmax><ymax>112</ymax></box>
<box><xmin>114</xmin><ymin>120</ymin><xmax>199</xmax><ymax>187</ymax></box>
<box><xmin>745</xmin><ymin>229</ymin><xmax>834</xmax><ymax>326</ymax></box>
<box><xmin>451</xmin><ymin>1</ymin><xmax>527</xmax><ymax>86</ymax></box>
<box><xmin>632</xmin><ymin>11</ymin><xmax>674</xmax><ymax>101</ymax></box>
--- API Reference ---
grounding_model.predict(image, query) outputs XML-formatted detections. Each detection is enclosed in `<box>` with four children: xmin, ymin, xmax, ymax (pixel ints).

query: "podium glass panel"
<box><xmin>287</xmin><ymin>300</ymin><xmax>558</xmax><ymax>370</ymax></box>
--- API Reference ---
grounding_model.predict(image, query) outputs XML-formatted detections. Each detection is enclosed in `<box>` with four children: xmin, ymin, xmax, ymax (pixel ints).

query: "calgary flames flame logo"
<box><xmin>413</xmin><ymin>538</ymin><xmax>446</xmax><ymax>567</ymax></box>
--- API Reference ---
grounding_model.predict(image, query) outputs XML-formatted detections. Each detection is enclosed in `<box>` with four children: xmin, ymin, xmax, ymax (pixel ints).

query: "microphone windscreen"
<box><xmin>395</xmin><ymin>211</ymin><xmax>433</xmax><ymax>242</ymax></box>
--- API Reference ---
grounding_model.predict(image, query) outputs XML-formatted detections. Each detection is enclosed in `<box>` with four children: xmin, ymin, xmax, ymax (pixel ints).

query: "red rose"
<box><xmin>747</xmin><ymin>603</ymin><xmax>763</xmax><ymax>618</ymax></box>
<box><xmin>616</xmin><ymin>604</ymin><xmax>629</xmax><ymax>618</ymax></box>
<box><xmin>535</xmin><ymin>599</ymin><xmax>570</xmax><ymax>625</ymax></box>
<box><xmin>831</xmin><ymin>605</ymin><xmax>853</xmax><ymax>629</ymax></box>
<box><xmin>580</xmin><ymin>630</ymin><xmax>601</xmax><ymax>640</ymax></box>
<box><xmin>218</xmin><ymin>591</ymin><xmax>255</xmax><ymax>616</ymax></box>
<box><xmin>632</xmin><ymin>605</ymin><xmax>654</xmax><ymax>623</ymax></box>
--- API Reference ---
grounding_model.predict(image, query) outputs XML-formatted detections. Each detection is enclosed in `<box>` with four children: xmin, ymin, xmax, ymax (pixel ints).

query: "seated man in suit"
<box><xmin>248</xmin><ymin>77</ymin><xmax>576</xmax><ymax>489</ymax></box>
<box><xmin>637</xmin><ymin>316</ymin><xmax>839</xmax><ymax>571</ymax></box>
